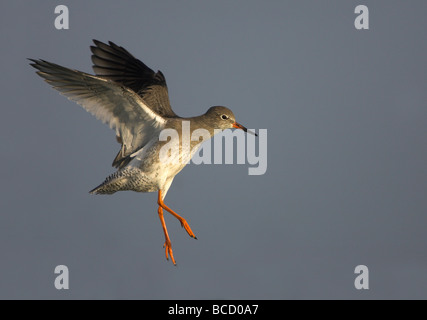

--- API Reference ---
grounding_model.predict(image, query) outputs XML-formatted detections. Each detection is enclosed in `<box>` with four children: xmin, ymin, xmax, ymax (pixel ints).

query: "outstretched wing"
<box><xmin>29</xmin><ymin>59</ymin><xmax>166</xmax><ymax>168</ymax></box>
<box><xmin>90</xmin><ymin>40</ymin><xmax>177</xmax><ymax>118</ymax></box>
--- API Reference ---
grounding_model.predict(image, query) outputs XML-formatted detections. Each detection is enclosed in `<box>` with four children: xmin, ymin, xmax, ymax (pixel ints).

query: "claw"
<box><xmin>179</xmin><ymin>218</ymin><xmax>197</xmax><ymax>239</ymax></box>
<box><xmin>163</xmin><ymin>240</ymin><xmax>176</xmax><ymax>265</ymax></box>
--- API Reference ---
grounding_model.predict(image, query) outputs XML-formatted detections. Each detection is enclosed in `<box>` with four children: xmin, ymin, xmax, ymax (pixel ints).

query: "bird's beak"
<box><xmin>232</xmin><ymin>122</ymin><xmax>258</xmax><ymax>136</ymax></box>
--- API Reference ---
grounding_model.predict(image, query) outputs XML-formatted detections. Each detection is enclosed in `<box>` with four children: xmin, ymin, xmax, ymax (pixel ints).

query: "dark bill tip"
<box><xmin>232</xmin><ymin>122</ymin><xmax>258</xmax><ymax>136</ymax></box>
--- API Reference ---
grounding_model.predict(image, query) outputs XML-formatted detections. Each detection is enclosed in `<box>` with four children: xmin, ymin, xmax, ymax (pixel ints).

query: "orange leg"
<box><xmin>157</xmin><ymin>205</ymin><xmax>176</xmax><ymax>265</ymax></box>
<box><xmin>157</xmin><ymin>190</ymin><xmax>197</xmax><ymax>239</ymax></box>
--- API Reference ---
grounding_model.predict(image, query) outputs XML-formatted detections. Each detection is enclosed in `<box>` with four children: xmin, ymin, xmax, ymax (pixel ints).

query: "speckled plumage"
<box><xmin>29</xmin><ymin>40</ymin><xmax>255</xmax><ymax>265</ymax></box>
<box><xmin>89</xmin><ymin>133</ymin><xmax>204</xmax><ymax>196</ymax></box>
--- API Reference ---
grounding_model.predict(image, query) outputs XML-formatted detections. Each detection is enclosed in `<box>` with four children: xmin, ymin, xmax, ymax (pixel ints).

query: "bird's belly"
<box><xmin>130</xmin><ymin>140</ymin><xmax>200</xmax><ymax>188</ymax></box>
<box><xmin>135</xmin><ymin>160</ymin><xmax>184</xmax><ymax>188</ymax></box>
<box><xmin>125</xmin><ymin>172</ymin><xmax>159</xmax><ymax>193</ymax></box>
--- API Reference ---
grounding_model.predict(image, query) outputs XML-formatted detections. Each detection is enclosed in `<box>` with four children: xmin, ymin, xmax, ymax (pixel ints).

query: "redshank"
<box><xmin>29</xmin><ymin>40</ymin><xmax>256</xmax><ymax>265</ymax></box>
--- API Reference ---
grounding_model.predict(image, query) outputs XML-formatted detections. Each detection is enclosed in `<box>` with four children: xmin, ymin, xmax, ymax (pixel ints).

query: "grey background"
<box><xmin>0</xmin><ymin>0</ymin><xmax>426</xmax><ymax>299</ymax></box>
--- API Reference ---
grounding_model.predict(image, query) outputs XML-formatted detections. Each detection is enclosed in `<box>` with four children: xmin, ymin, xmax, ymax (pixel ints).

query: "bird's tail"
<box><xmin>89</xmin><ymin>168</ymin><xmax>135</xmax><ymax>195</ymax></box>
<box><xmin>89</xmin><ymin>174</ymin><xmax>120</xmax><ymax>195</ymax></box>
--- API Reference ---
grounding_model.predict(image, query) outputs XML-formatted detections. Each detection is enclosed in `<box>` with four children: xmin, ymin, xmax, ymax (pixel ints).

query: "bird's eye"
<box><xmin>221</xmin><ymin>114</ymin><xmax>229</xmax><ymax>120</ymax></box>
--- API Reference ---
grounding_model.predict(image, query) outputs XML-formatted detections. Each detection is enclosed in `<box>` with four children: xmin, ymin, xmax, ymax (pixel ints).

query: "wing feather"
<box><xmin>90</xmin><ymin>40</ymin><xmax>177</xmax><ymax>118</ymax></box>
<box><xmin>29</xmin><ymin>59</ymin><xmax>166</xmax><ymax>167</ymax></box>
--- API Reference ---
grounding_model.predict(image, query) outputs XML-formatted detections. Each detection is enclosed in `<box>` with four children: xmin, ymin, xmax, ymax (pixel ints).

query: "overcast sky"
<box><xmin>0</xmin><ymin>1</ymin><xmax>426</xmax><ymax>299</ymax></box>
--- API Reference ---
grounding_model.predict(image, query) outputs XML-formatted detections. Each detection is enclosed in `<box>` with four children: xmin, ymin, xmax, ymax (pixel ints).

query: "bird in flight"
<box><xmin>29</xmin><ymin>40</ymin><xmax>256</xmax><ymax>265</ymax></box>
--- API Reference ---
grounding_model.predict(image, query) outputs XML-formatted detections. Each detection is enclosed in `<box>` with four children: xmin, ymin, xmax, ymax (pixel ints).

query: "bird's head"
<box><xmin>206</xmin><ymin>106</ymin><xmax>257</xmax><ymax>136</ymax></box>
